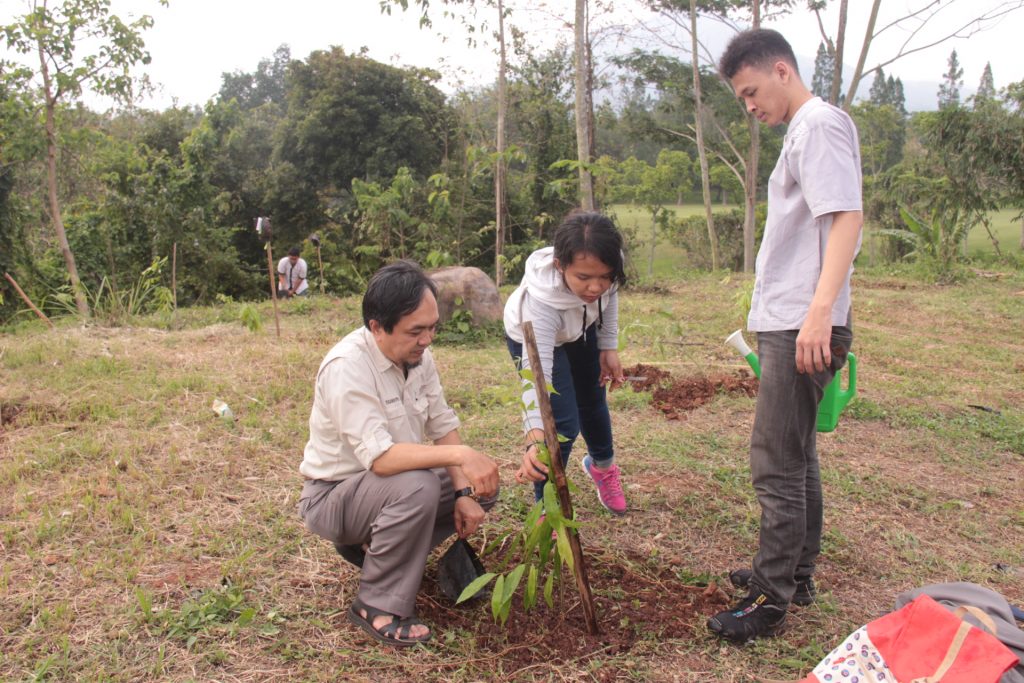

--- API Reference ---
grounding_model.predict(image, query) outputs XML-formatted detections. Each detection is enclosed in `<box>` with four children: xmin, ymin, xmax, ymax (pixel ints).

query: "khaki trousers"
<box><xmin>299</xmin><ymin>468</ymin><xmax>494</xmax><ymax>617</ymax></box>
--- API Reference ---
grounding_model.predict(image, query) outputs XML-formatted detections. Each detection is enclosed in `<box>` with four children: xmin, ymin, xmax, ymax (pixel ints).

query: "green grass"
<box><xmin>608</xmin><ymin>203</ymin><xmax>1022</xmax><ymax>278</ymax></box>
<box><xmin>1</xmin><ymin>265</ymin><xmax>1023</xmax><ymax>681</ymax></box>
<box><xmin>609</xmin><ymin>203</ymin><xmax>738</xmax><ymax>281</ymax></box>
<box><xmin>966</xmin><ymin>208</ymin><xmax>1023</xmax><ymax>255</ymax></box>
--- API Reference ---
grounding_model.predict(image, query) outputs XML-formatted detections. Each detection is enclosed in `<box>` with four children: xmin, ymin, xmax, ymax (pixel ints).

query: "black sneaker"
<box><xmin>707</xmin><ymin>591</ymin><xmax>787</xmax><ymax>643</ymax></box>
<box><xmin>728</xmin><ymin>568</ymin><xmax>816</xmax><ymax>606</ymax></box>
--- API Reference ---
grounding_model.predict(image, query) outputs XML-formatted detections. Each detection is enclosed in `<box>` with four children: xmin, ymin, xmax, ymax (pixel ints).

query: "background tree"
<box><xmin>574</xmin><ymin>0</ymin><xmax>596</xmax><ymax>211</ymax></box>
<box><xmin>937</xmin><ymin>49</ymin><xmax>963</xmax><ymax>110</ymax></box>
<box><xmin>807</xmin><ymin>0</ymin><xmax>1023</xmax><ymax>113</ymax></box>
<box><xmin>810</xmin><ymin>41</ymin><xmax>835</xmax><ymax>101</ymax></box>
<box><xmin>687</xmin><ymin>0</ymin><xmax>717</xmax><ymax>270</ymax></box>
<box><xmin>974</xmin><ymin>62</ymin><xmax>996</xmax><ymax>105</ymax></box>
<box><xmin>2</xmin><ymin>0</ymin><xmax>164</xmax><ymax>316</ymax></box>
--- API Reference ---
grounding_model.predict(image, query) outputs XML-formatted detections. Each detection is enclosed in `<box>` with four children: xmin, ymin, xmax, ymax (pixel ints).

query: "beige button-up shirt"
<box><xmin>299</xmin><ymin>327</ymin><xmax>461</xmax><ymax>481</ymax></box>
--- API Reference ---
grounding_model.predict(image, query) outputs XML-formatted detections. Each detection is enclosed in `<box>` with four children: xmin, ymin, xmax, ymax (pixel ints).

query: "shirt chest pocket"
<box><xmin>383</xmin><ymin>396</ymin><xmax>428</xmax><ymax>425</ymax></box>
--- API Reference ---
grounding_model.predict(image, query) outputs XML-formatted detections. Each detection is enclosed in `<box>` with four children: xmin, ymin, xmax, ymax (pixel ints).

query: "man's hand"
<box><xmin>796</xmin><ymin>306</ymin><xmax>832</xmax><ymax>374</ymax></box>
<box><xmin>454</xmin><ymin>496</ymin><xmax>485</xmax><ymax>538</ymax></box>
<box><xmin>458</xmin><ymin>446</ymin><xmax>499</xmax><ymax>498</ymax></box>
<box><xmin>599</xmin><ymin>349</ymin><xmax>626</xmax><ymax>391</ymax></box>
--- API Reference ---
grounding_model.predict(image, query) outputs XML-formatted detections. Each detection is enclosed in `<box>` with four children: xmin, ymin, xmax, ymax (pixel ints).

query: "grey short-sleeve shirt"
<box><xmin>748</xmin><ymin>97</ymin><xmax>862</xmax><ymax>332</ymax></box>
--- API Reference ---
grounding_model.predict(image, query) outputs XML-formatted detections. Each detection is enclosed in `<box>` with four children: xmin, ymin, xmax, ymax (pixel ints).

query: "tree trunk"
<box><xmin>648</xmin><ymin>209</ymin><xmax>657</xmax><ymax>278</ymax></box>
<box><xmin>842</xmin><ymin>0</ymin><xmax>882</xmax><ymax>112</ymax></box>
<box><xmin>742</xmin><ymin>0</ymin><xmax>762</xmax><ymax>273</ymax></box>
<box><xmin>829</xmin><ymin>0</ymin><xmax>848</xmax><ymax>106</ymax></box>
<box><xmin>691</xmin><ymin>0</ymin><xmax>717</xmax><ymax>270</ymax></box>
<box><xmin>574</xmin><ymin>0</ymin><xmax>595</xmax><ymax>211</ymax></box>
<box><xmin>743</xmin><ymin>122</ymin><xmax>758</xmax><ymax>273</ymax></box>
<box><xmin>1019</xmin><ymin>217</ymin><xmax>1023</xmax><ymax>250</ymax></box>
<box><xmin>494</xmin><ymin>0</ymin><xmax>508</xmax><ymax>287</ymax></box>
<box><xmin>39</xmin><ymin>39</ymin><xmax>89</xmax><ymax>317</ymax></box>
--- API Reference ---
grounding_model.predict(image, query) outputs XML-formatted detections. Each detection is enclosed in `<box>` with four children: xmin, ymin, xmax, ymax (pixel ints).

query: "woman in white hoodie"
<box><xmin>504</xmin><ymin>211</ymin><xmax>628</xmax><ymax>515</ymax></box>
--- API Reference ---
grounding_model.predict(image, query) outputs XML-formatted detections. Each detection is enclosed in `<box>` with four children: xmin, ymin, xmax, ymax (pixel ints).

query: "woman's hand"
<box><xmin>599</xmin><ymin>350</ymin><xmax>625</xmax><ymax>391</ymax></box>
<box><xmin>514</xmin><ymin>443</ymin><xmax>549</xmax><ymax>483</ymax></box>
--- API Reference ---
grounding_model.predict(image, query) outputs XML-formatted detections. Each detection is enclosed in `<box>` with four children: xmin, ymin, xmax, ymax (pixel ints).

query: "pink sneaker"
<box><xmin>582</xmin><ymin>455</ymin><xmax>627</xmax><ymax>515</ymax></box>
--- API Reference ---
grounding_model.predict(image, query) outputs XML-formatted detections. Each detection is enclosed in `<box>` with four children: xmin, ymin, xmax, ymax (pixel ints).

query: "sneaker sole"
<box><xmin>707</xmin><ymin>614</ymin><xmax>786</xmax><ymax>644</ymax></box>
<box><xmin>580</xmin><ymin>456</ymin><xmax>627</xmax><ymax>516</ymax></box>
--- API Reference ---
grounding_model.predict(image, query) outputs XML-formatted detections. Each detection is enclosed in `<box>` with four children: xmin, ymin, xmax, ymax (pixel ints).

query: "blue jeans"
<box><xmin>506</xmin><ymin>326</ymin><xmax>615</xmax><ymax>500</ymax></box>
<box><xmin>749</xmin><ymin>325</ymin><xmax>853</xmax><ymax>605</ymax></box>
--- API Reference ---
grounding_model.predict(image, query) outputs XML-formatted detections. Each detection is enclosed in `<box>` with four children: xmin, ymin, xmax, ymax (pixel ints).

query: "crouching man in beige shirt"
<box><xmin>298</xmin><ymin>260</ymin><xmax>500</xmax><ymax>648</ymax></box>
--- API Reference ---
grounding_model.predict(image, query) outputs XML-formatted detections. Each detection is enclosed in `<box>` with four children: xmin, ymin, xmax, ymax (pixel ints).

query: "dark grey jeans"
<box><xmin>749</xmin><ymin>325</ymin><xmax>853</xmax><ymax>605</ymax></box>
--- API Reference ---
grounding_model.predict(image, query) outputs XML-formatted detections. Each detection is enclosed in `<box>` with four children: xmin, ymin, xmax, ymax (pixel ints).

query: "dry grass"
<box><xmin>1</xmin><ymin>267</ymin><xmax>1023</xmax><ymax>681</ymax></box>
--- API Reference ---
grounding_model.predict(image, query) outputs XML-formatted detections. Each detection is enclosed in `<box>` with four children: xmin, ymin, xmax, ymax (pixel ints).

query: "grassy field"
<box><xmin>610</xmin><ymin>203</ymin><xmax>1023</xmax><ymax>277</ymax></box>
<box><xmin>2</xmin><ymin>266</ymin><xmax>1023</xmax><ymax>681</ymax></box>
<box><xmin>966</xmin><ymin>208</ymin><xmax>1023</xmax><ymax>255</ymax></box>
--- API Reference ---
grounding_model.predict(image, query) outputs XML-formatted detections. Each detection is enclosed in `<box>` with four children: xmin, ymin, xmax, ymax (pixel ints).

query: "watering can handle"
<box><xmin>840</xmin><ymin>352</ymin><xmax>857</xmax><ymax>399</ymax></box>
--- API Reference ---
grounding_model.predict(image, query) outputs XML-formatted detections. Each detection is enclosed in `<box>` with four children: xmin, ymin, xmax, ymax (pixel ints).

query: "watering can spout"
<box><xmin>725</xmin><ymin>329</ymin><xmax>761</xmax><ymax>378</ymax></box>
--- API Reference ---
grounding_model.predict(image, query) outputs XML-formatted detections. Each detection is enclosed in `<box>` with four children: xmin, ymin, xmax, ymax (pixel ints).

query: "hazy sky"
<box><xmin>5</xmin><ymin>0</ymin><xmax>1022</xmax><ymax>111</ymax></box>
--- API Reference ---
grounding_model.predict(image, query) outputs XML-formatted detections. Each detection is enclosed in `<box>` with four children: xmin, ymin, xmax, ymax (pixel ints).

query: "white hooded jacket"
<box><xmin>503</xmin><ymin>246</ymin><xmax>619</xmax><ymax>432</ymax></box>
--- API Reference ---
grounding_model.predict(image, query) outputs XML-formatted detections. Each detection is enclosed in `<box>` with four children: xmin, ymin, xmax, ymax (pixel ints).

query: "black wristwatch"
<box><xmin>453</xmin><ymin>487</ymin><xmax>474</xmax><ymax>500</ymax></box>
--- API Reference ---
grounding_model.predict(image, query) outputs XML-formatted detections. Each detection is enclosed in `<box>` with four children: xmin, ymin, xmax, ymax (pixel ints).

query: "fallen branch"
<box><xmin>4</xmin><ymin>272</ymin><xmax>54</xmax><ymax>329</ymax></box>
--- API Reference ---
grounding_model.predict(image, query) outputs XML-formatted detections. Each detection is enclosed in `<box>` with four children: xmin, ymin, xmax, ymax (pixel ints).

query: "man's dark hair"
<box><xmin>719</xmin><ymin>28</ymin><xmax>799</xmax><ymax>80</ymax></box>
<box><xmin>362</xmin><ymin>260</ymin><xmax>438</xmax><ymax>333</ymax></box>
<box><xmin>288</xmin><ymin>246</ymin><xmax>300</xmax><ymax>257</ymax></box>
<box><xmin>553</xmin><ymin>211</ymin><xmax>627</xmax><ymax>286</ymax></box>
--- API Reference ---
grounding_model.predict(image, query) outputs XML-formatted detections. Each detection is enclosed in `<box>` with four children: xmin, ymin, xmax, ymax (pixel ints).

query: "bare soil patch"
<box><xmin>414</xmin><ymin>546</ymin><xmax>731</xmax><ymax>677</ymax></box>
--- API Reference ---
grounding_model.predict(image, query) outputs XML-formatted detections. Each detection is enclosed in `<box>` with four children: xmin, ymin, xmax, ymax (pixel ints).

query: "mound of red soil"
<box><xmin>652</xmin><ymin>374</ymin><xmax>758</xmax><ymax>421</ymax></box>
<box><xmin>620</xmin><ymin>363</ymin><xmax>672</xmax><ymax>392</ymax></box>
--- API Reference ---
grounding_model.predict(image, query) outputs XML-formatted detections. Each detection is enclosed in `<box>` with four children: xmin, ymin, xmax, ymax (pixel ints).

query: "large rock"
<box><xmin>428</xmin><ymin>266</ymin><xmax>502</xmax><ymax>326</ymax></box>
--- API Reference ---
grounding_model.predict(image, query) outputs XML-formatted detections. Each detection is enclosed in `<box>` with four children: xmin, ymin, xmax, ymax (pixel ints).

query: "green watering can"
<box><xmin>725</xmin><ymin>330</ymin><xmax>857</xmax><ymax>433</ymax></box>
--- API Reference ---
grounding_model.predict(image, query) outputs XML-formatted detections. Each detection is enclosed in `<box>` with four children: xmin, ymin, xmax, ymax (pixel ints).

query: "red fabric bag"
<box><xmin>770</xmin><ymin>595</ymin><xmax>1018</xmax><ymax>683</ymax></box>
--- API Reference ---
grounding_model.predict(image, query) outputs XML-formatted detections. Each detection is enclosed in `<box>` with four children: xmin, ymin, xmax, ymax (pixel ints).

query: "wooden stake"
<box><xmin>266</xmin><ymin>243</ymin><xmax>281</xmax><ymax>338</ymax></box>
<box><xmin>521</xmin><ymin>320</ymin><xmax>600</xmax><ymax>635</ymax></box>
<box><xmin>171</xmin><ymin>242</ymin><xmax>177</xmax><ymax>311</ymax></box>
<box><xmin>316</xmin><ymin>243</ymin><xmax>325</xmax><ymax>296</ymax></box>
<box><xmin>4</xmin><ymin>272</ymin><xmax>54</xmax><ymax>329</ymax></box>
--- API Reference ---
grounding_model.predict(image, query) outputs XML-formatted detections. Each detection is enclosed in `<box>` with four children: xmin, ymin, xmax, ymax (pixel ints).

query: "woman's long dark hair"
<box><xmin>552</xmin><ymin>211</ymin><xmax>627</xmax><ymax>286</ymax></box>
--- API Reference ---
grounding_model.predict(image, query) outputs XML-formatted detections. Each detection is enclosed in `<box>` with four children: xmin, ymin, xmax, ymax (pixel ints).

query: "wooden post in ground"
<box><xmin>171</xmin><ymin>242</ymin><xmax>177</xmax><ymax>311</ymax></box>
<box><xmin>521</xmin><ymin>320</ymin><xmax>600</xmax><ymax>635</ymax></box>
<box><xmin>265</xmin><ymin>243</ymin><xmax>281</xmax><ymax>338</ymax></box>
<box><xmin>316</xmin><ymin>243</ymin><xmax>325</xmax><ymax>296</ymax></box>
<box><xmin>4</xmin><ymin>272</ymin><xmax>54</xmax><ymax>329</ymax></box>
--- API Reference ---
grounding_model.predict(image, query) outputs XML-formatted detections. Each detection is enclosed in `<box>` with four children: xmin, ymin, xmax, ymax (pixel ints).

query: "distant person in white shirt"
<box><xmin>297</xmin><ymin>260</ymin><xmax>500</xmax><ymax>648</ymax></box>
<box><xmin>277</xmin><ymin>247</ymin><xmax>308</xmax><ymax>298</ymax></box>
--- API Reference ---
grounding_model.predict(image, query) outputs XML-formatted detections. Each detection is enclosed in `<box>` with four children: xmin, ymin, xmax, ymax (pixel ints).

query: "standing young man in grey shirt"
<box><xmin>707</xmin><ymin>28</ymin><xmax>863</xmax><ymax>643</ymax></box>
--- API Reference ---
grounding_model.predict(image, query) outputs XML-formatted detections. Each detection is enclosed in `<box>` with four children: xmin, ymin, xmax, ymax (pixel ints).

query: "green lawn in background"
<box><xmin>610</xmin><ymin>203</ymin><xmax>1021</xmax><ymax>277</ymax></box>
<box><xmin>608</xmin><ymin>203</ymin><xmax>738</xmax><ymax>280</ymax></box>
<box><xmin>966</xmin><ymin>208</ymin><xmax>1022</xmax><ymax>255</ymax></box>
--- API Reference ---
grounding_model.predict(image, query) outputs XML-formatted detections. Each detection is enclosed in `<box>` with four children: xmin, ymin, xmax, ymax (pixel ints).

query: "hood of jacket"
<box><xmin>519</xmin><ymin>247</ymin><xmax>587</xmax><ymax>310</ymax></box>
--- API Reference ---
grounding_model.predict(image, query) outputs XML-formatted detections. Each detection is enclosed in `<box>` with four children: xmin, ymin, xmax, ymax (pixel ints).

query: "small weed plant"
<box><xmin>238</xmin><ymin>304</ymin><xmax>263</xmax><ymax>332</ymax></box>
<box><xmin>135</xmin><ymin>580</ymin><xmax>274</xmax><ymax>650</ymax></box>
